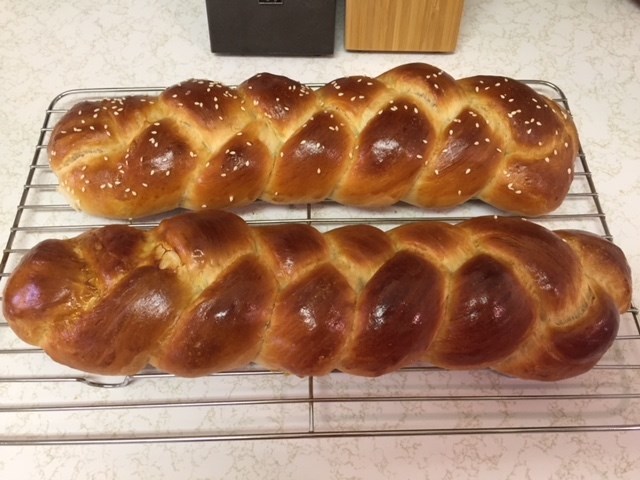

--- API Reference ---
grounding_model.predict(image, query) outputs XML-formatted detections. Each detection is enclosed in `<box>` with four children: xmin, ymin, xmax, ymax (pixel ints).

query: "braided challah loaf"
<box><xmin>3</xmin><ymin>210</ymin><xmax>631</xmax><ymax>381</ymax></box>
<box><xmin>48</xmin><ymin>63</ymin><xmax>579</xmax><ymax>219</ymax></box>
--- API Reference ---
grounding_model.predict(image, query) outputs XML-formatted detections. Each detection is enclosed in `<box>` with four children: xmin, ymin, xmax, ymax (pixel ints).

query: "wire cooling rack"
<box><xmin>0</xmin><ymin>81</ymin><xmax>638</xmax><ymax>446</ymax></box>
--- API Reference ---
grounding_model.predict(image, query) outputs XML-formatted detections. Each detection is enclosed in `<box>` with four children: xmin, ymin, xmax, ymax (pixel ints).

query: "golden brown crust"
<box><xmin>339</xmin><ymin>251</ymin><xmax>445</xmax><ymax>376</ymax></box>
<box><xmin>48</xmin><ymin>63</ymin><xmax>580</xmax><ymax>218</ymax></box>
<box><xmin>3</xmin><ymin>211</ymin><xmax>630</xmax><ymax>381</ymax></box>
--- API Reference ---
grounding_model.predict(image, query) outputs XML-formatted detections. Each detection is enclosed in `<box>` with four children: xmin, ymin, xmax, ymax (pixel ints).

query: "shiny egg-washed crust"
<box><xmin>48</xmin><ymin>63</ymin><xmax>580</xmax><ymax>219</ymax></box>
<box><xmin>3</xmin><ymin>210</ymin><xmax>631</xmax><ymax>381</ymax></box>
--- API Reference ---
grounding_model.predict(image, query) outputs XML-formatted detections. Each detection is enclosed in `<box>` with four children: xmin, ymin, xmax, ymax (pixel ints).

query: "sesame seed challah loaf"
<box><xmin>48</xmin><ymin>63</ymin><xmax>580</xmax><ymax>219</ymax></box>
<box><xmin>3</xmin><ymin>210</ymin><xmax>631</xmax><ymax>381</ymax></box>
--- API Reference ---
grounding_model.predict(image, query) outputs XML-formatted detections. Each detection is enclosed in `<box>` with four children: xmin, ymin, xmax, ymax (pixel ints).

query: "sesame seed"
<box><xmin>465</xmin><ymin>168</ymin><xmax>471</xmax><ymax>174</ymax></box>
<box><xmin>229</xmin><ymin>195</ymin><xmax>234</xmax><ymax>202</ymax></box>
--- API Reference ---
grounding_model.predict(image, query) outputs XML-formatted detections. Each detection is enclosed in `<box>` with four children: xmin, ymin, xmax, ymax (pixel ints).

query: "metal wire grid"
<box><xmin>0</xmin><ymin>80</ymin><xmax>638</xmax><ymax>445</ymax></box>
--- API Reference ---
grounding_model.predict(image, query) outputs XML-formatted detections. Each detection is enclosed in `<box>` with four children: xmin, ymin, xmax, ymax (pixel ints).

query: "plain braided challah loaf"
<box><xmin>48</xmin><ymin>63</ymin><xmax>580</xmax><ymax>219</ymax></box>
<box><xmin>3</xmin><ymin>210</ymin><xmax>631</xmax><ymax>381</ymax></box>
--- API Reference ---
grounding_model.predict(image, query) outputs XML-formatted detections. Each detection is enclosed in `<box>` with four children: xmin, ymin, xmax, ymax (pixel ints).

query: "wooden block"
<box><xmin>345</xmin><ymin>0</ymin><xmax>464</xmax><ymax>52</ymax></box>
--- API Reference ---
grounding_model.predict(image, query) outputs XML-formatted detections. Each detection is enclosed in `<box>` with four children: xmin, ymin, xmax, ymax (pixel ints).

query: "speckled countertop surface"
<box><xmin>1</xmin><ymin>0</ymin><xmax>639</xmax><ymax>478</ymax></box>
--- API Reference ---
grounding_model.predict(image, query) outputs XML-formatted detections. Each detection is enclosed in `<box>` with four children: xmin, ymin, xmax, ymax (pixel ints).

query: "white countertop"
<box><xmin>1</xmin><ymin>0</ymin><xmax>639</xmax><ymax>478</ymax></box>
